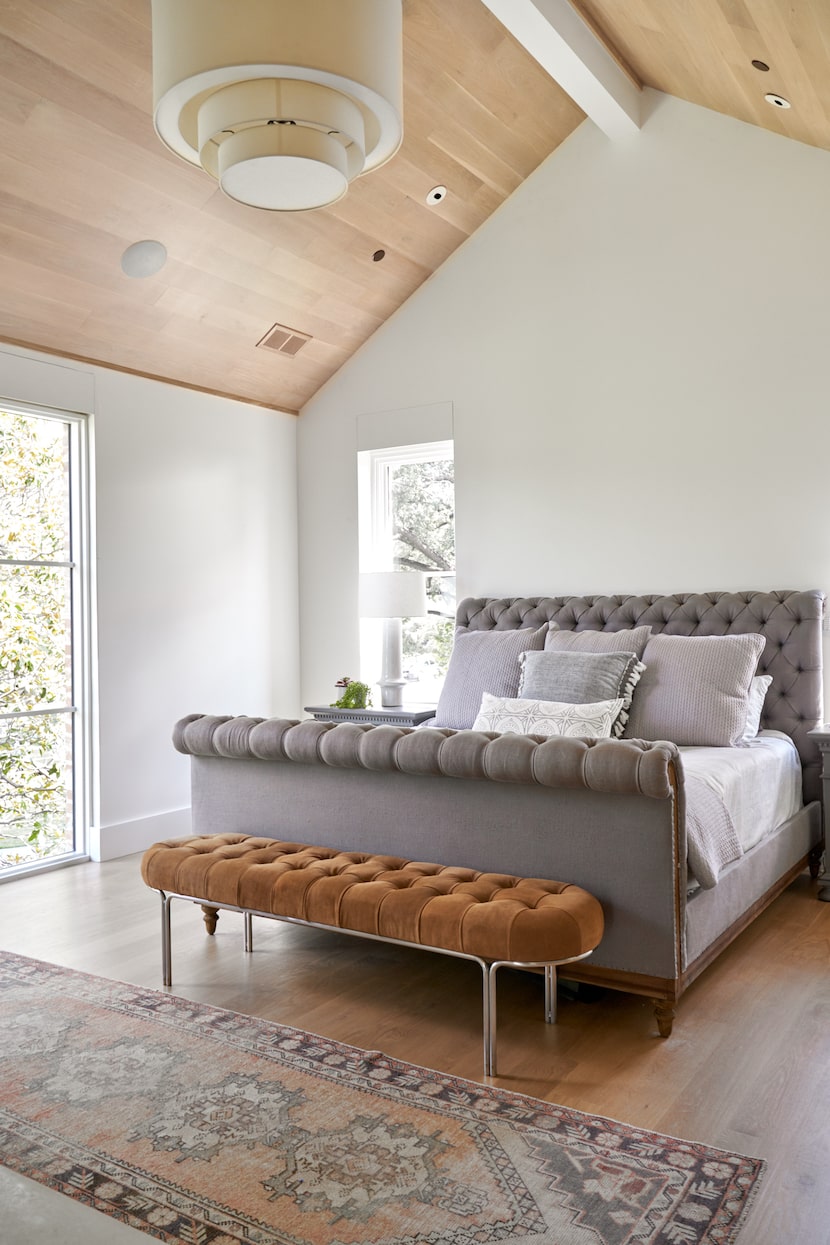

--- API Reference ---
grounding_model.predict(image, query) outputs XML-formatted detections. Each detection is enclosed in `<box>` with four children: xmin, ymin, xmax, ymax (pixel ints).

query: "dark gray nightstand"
<box><xmin>807</xmin><ymin>725</ymin><xmax>830</xmax><ymax>900</ymax></box>
<box><xmin>304</xmin><ymin>704</ymin><xmax>437</xmax><ymax>728</ymax></box>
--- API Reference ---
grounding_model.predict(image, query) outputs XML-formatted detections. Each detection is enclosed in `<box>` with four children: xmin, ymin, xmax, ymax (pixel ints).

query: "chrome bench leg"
<box><xmin>160</xmin><ymin>891</ymin><xmax>173</xmax><ymax>987</ymax></box>
<box><xmin>485</xmin><ymin>961</ymin><xmax>558</xmax><ymax>1077</ymax></box>
<box><xmin>153</xmin><ymin>890</ymin><xmax>595</xmax><ymax>1079</ymax></box>
<box><xmin>485</xmin><ymin>962</ymin><xmax>499</xmax><ymax>1078</ymax></box>
<box><xmin>544</xmin><ymin>965</ymin><xmax>557</xmax><ymax>1023</ymax></box>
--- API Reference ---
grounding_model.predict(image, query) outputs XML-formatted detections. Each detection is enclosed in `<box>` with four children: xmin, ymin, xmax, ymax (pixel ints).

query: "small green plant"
<box><xmin>332</xmin><ymin>676</ymin><xmax>372</xmax><ymax>709</ymax></box>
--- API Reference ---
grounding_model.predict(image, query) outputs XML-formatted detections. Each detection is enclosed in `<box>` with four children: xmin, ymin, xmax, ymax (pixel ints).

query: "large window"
<box><xmin>0</xmin><ymin>403</ymin><xmax>94</xmax><ymax>876</ymax></box>
<box><xmin>359</xmin><ymin>440</ymin><xmax>455</xmax><ymax>703</ymax></box>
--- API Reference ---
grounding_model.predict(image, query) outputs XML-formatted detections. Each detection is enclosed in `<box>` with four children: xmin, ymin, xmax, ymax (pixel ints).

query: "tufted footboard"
<box><xmin>173</xmin><ymin>728</ymin><xmax>819</xmax><ymax>1035</ymax></box>
<box><xmin>175</xmin><ymin>715</ymin><xmax>688</xmax><ymax>1030</ymax></box>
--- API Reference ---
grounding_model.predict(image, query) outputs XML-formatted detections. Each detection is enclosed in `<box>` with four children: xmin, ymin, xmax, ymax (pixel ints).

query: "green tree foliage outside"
<box><xmin>0</xmin><ymin>410</ymin><xmax>74</xmax><ymax>869</ymax></box>
<box><xmin>390</xmin><ymin>457</ymin><xmax>455</xmax><ymax>681</ymax></box>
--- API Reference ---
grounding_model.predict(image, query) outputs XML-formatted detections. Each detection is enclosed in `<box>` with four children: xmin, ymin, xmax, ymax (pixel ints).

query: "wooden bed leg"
<box><xmin>201</xmin><ymin>904</ymin><xmax>220</xmax><ymax>935</ymax></box>
<box><xmin>654</xmin><ymin>1000</ymin><xmax>675</xmax><ymax>1038</ymax></box>
<box><xmin>808</xmin><ymin>845</ymin><xmax>824</xmax><ymax>879</ymax></box>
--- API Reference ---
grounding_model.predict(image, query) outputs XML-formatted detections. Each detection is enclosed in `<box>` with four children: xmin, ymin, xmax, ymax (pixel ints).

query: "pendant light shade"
<box><xmin>151</xmin><ymin>0</ymin><xmax>403</xmax><ymax>212</ymax></box>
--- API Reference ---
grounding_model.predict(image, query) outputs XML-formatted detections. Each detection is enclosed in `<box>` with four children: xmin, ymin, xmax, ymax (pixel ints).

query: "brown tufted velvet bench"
<box><xmin>141</xmin><ymin>833</ymin><xmax>604</xmax><ymax>1076</ymax></box>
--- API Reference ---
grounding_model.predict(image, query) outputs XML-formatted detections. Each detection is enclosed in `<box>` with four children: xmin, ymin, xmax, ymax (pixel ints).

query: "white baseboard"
<box><xmin>91</xmin><ymin>807</ymin><xmax>192</xmax><ymax>861</ymax></box>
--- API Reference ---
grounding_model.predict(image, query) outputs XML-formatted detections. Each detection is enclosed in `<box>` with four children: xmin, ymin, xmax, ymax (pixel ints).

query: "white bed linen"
<box><xmin>679</xmin><ymin>729</ymin><xmax>802</xmax><ymax>856</ymax></box>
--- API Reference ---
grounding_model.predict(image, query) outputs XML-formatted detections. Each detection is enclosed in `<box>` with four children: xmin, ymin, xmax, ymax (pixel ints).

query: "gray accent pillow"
<box><xmin>518</xmin><ymin>649</ymin><xmax>644</xmax><ymax>737</ymax></box>
<box><xmin>624</xmin><ymin>632</ymin><xmax>766</xmax><ymax>747</ymax></box>
<box><xmin>544</xmin><ymin>624</ymin><xmax>652</xmax><ymax>659</ymax></box>
<box><xmin>432</xmin><ymin>626</ymin><xmax>547</xmax><ymax>729</ymax></box>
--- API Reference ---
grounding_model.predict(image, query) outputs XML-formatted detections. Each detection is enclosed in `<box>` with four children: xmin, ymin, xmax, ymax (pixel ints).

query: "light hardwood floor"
<box><xmin>1</xmin><ymin>854</ymin><xmax>829</xmax><ymax>1243</ymax></box>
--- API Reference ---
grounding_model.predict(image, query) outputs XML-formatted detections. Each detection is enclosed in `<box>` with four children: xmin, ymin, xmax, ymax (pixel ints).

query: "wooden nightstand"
<box><xmin>304</xmin><ymin>704</ymin><xmax>437</xmax><ymax>728</ymax></box>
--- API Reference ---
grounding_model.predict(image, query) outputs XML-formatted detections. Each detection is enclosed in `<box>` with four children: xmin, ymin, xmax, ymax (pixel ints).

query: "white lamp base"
<box><xmin>378</xmin><ymin>680</ymin><xmax>407</xmax><ymax>708</ymax></box>
<box><xmin>378</xmin><ymin>617</ymin><xmax>406</xmax><ymax>708</ymax></box>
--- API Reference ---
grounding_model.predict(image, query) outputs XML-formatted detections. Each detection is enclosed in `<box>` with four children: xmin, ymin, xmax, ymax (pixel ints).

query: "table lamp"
<box><xmin>359</xmin><ymin>571</ymin><xmax>428</xmax><ymax>707</ymax></box>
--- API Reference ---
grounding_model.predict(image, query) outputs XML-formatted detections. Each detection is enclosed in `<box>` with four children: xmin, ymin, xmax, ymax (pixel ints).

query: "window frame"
<box><xmin>357</xmin><ymin>438</ymin><xmax>455</xmax><ymax>704</ymax></box>
<box><xmin>358</xmin><ymin>439</ymin><xmax>454</xmax><ymax>574</ymax></box>
<box><xmin>0</xmin><ymin>399</ymin><xmax>96</xmax><ymax>878</ymax></box>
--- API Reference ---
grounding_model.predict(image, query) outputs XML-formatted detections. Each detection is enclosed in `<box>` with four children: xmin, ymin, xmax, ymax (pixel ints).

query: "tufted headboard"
<box><xmin>456</xmin><ymin>590</ymin><xmax>825</xmax><ymax>805</ymax></box>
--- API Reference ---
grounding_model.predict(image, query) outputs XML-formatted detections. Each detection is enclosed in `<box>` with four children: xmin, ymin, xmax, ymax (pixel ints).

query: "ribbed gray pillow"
<box><xmin>518</xmin><ymin>649</ymin><xmax>644</xmax><ymax>737</ymax></box>
<box><xmin>432</xmin><ymin>626</ymin><xmax>547</xmax><ymax>729</ymax></box>
<box><xmin>624</xmin><ymin>632</ymin><xmax>765</xmax><ymax>746</ymax></box>
<box><xmin>544</xmin><ymin>625</ymin><xmax>652</xmax><ymax>659</ymax></box>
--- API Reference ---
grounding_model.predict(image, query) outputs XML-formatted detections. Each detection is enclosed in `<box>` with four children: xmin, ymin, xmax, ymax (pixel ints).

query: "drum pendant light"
<box><xmin>151</xmin><ymin>0</ymin><xmax>403</xmax><ymax>212</ymax></box>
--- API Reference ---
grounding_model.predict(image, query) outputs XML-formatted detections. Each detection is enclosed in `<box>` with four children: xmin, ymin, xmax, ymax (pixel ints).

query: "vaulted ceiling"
<box><xmin>573</xmin><ymin>0</ymin><xmax>830</xmax><ymax>153</ymax></box>
<box><xmin>0</xmin><ymin>1</ymin><xmax>827</xmax><ymax>416</ymax></box>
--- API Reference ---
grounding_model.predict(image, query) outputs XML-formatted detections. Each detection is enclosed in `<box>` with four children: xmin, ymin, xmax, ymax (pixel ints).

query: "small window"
<box><xmin>358</xmin><ymin>440</ymin><xmax>455</xmax><ymax>704</ymax></box>
<box><xmin>0</xmin><ymin>402</ymin><xmax>94</xmax><ymax>876</ymax></box>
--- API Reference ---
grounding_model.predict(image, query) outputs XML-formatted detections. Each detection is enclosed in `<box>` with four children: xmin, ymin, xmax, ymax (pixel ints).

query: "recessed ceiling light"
<box><xmin>372</xmin><ymin>249</ymin><xmax>386</xmax><ymax>262</ymax></box>
<box><xmin>120</xmin><ymin>240</ymin><xmax>168</xmax><ymax>278</ymax></box>
<box><xmin>426</xmin><ymin>185</ymin><xmax>447</xmax><ymax>206</ymax></box>
<box><xmin>764</xmin><ymin>93</ymin><xmax>791</xmax><ymax>109</ymax></box>
<box><xmin>751</xmin><ymin>59</ymin><xmax>770</xmax><ymax>72</ymax></box>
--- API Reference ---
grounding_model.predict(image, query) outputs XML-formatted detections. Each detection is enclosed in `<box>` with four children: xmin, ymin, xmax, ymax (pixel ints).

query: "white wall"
<box><xmin>297</xmin><ymin>91</ymin><xmax>830</xmax><ymax>707</ymax></box>
<box><xmin>0</xmin><ymin>346</ymin><xmax>299</xmax><ymax>859</ymax></box>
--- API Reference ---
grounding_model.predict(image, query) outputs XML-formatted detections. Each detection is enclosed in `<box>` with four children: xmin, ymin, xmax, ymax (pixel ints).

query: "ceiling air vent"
<box><xmin>256</xmin><ymin>322</ymin><xmax>312</xmax><ymax>357</ymax></box>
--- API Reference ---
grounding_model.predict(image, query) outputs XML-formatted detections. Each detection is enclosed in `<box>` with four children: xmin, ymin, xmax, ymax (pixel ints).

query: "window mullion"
<box><xmin>0</xmin><ymin>558</ymin><xmax>75</xmax><ymax>570</ymax></box>
<box><xmin>0</xmin><ymin>707</ymin><xmax>76</xmax><ymax>720</ymax></box>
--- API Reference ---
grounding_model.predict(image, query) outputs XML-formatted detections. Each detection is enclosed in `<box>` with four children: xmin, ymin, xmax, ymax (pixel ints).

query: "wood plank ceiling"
<box><xmin>573</xmin><ymin>0</ymin><xmax>830</xmax><ymax>153</ymax></box>
<box><xmin>0</xmin><ymin>0</ymin><xmax>585</xmax><ymax>414</ymax></box>
<box><xmin>1</xmin><ymin>1</ymin><xmax>829</xmax><ymax>416</ymax></box>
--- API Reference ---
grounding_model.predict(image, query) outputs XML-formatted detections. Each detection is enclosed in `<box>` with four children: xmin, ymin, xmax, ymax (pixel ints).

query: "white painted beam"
<box><xmin>480</xmin><ymin>0</ymin><xmax>642</xmax><ymax>140</ymax></box>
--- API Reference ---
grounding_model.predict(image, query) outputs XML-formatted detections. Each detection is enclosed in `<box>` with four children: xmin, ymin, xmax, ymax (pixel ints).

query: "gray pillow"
<box><xmin>624</xmin><ymin>632</ymin><xmax>765</xmax><ymax>747</ymax></box>
<box><xmin>432</xmin><ymin>626</ymin><xmax>547</xmax><ymax>729</ymax></box>
<box><xmin>544</xmin><ymin>624</ymin><xmax>652</xmax><ymax>659</ymax></box>
<box><xmin>518</xmin><ymin>649</ymin><xmax>644</xmax><ymax>737</ymax></box>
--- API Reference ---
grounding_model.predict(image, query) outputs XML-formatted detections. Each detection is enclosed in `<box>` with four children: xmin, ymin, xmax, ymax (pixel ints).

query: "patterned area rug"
<box><xmin>0</xmin><ymin>952</ymin><xmax>762</xmax><ymax>1244</ymax></box>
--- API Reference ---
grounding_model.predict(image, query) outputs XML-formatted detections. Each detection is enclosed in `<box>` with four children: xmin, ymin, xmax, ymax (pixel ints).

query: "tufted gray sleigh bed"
<box><xmin>174</xmin><ymin>590</ymin><xmax>824</xmax><ymax>1036</ymax></box>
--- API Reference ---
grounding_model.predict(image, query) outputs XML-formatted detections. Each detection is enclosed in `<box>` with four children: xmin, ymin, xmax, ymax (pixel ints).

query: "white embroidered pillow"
<box><xmin>472</xmin><ymin>693</ymin><xmax>625</xmax><ymax>739</ymax></box>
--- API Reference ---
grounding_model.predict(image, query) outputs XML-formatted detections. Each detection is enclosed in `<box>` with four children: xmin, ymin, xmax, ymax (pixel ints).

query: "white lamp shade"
<box><xmin>359</xmin><ymin>571</ymin><xmax>428</xmax><ymax>619</ymax></box>
<box><xmin>151</xmin><ymin>0</ymin><xmax>403</xmax><ymax>212</ymax></box>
